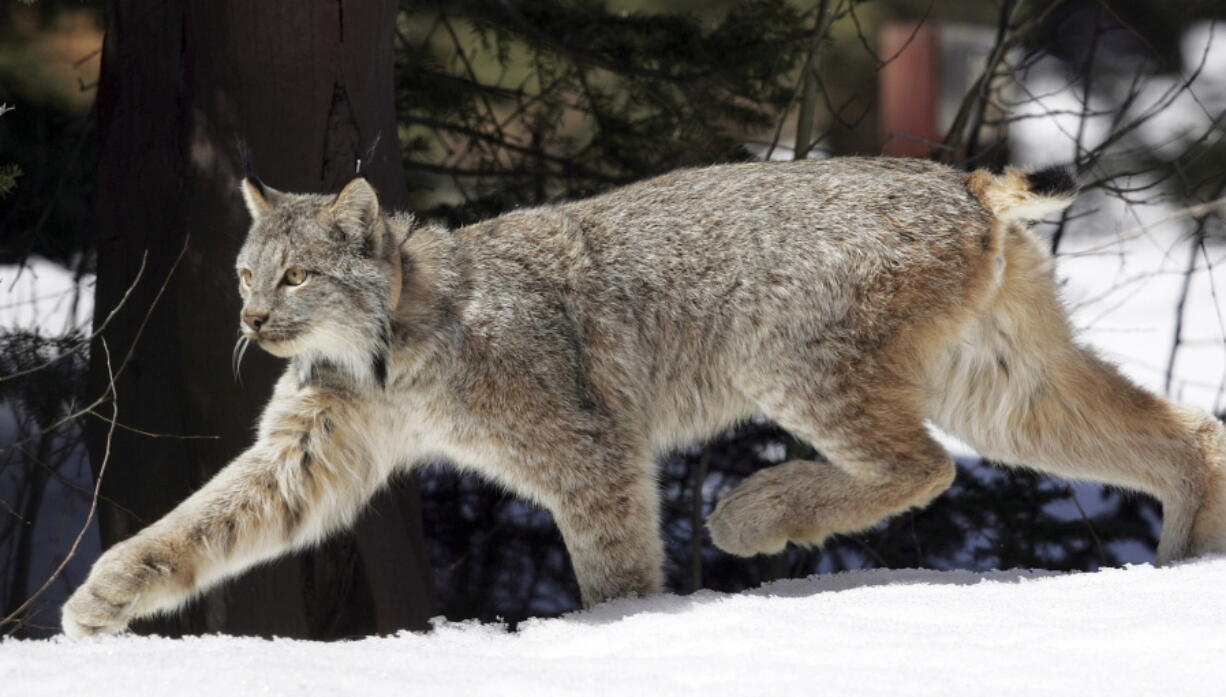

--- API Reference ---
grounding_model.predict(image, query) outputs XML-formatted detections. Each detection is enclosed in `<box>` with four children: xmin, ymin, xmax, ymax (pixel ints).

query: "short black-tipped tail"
<box><xmin>1026</xmin><ymin>165</ymin><xmax>1078</xmax><ymax>199</ymax></box>
<box><xmin>967</xmin><ymin>165</ymin><xmax>1078</xmax><ymax>222</ymax></box>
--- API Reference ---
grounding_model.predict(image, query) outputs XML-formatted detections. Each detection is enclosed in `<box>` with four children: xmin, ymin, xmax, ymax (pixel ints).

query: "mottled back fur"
<box><xmin>64</xmin><ymin>157</ymin><xmax>1226</xmax><ymax>637</ymax></box>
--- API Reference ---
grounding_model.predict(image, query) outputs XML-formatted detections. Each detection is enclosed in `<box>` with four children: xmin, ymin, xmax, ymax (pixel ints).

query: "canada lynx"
<box><xmin>63</xmin><ymin>157</ymin><xmax>1226</xmax><ymax>637</ymax></box>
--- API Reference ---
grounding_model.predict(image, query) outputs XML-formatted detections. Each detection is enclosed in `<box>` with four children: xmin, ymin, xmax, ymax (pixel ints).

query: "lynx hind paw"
<box><xmin>707</xmin><ymin>483</ymin><xmax>793</xmax><ymax>558</ymax></box>
<box><xmin>707</xmin><ymin>463</ymin><xmax>834</xmax><ymax>557</ymax></box>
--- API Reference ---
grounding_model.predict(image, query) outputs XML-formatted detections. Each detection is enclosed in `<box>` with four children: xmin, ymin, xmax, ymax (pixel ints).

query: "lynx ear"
<box><xmin>328</xmin><ymin>177</ymin><xmax>380</xmax><ymax>243</ymax></box>
<box><xmin>240</xmin><ymin>177</ymin><xmax>284</xmax><ymax>220</ymax></box>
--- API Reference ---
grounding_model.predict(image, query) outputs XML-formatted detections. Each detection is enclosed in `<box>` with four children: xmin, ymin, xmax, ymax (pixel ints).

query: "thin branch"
<box><xmin>85</xmin><ymin>409</ymin><xmax>219</xmax><ymax>441</ymax></box>
<box><xmin>940</xmin><ymin>0</ymin><xmax>1069</xmax><ymax>163</ymax></box>
<box><xmin>793</xmin><ymin>0</ymin><xmax>835</xmax><ymax>161</ymax></box>
<box><xmin>1</xmin><ymin>339</ymin><xmax>117</xmax><ymax>636</ymax></box>
<box><xmin>1165</xmin><ymin>184</ymin><xmax>1224</xmax><ymax>393</ymax></box>
<box><xmin>1066</xmin><ymin>485</ymin><xmax>1108</xmax><ymax>566</ymax></box>
<box><xmin>1</xmin><ymin>253</ymin><xmax>147</xmax><ymax>385</ymax></box>
<box><xmin>1064</xmin><ymin>197</ymin><xmax>1226</xmax><ymax>258</ymax></box>
<box><xmin>0</xmin><ymin>238</ymin><xmax>187</xmax><ymax>454</ymax></box>
<box><xmin>14</xmin><ymin>443</ymin><xmax>146</xmax><ymax>526</ymax></box>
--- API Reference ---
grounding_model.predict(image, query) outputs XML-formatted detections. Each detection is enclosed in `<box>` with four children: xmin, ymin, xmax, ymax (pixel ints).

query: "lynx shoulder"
<box><xmin>63</xmin><ymin>157</ymin><xmax>1226</xmax><ymax>637</ymax></box>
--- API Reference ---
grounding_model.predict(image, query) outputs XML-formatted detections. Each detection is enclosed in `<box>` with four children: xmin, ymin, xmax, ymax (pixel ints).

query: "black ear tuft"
<box><xmin>244</xmin><ymin>174</ymin><xmax>269</xmax><ymax>203</ymax></box>
<box><xmin>235</xmin><ymin>138</ymin><xmax>289</xmax><ymax>220</ymax></box>
<box><xmin>354</xmin><ymin>132</ymin><xmax>383</xmax><ymax>179</ymax></box>
<box><xmin>247</xmin><ymin>175</ymin><xmax>268</xmax><ymax>199</ymax></box>
<box><xmin>235</xmin><ymin>137</ymin><xmax>265</xmax><ymax>189</ymax></box>
<box><xmin>1027</xmin><ymin>165</ymin><xmax>1078</xmax><ymax>198</ymax></box>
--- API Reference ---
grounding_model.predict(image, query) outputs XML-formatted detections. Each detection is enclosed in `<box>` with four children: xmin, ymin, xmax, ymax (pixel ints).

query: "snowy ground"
<box><xmin>4</xmin><ymin>558</ymin><xmax>1226</xmax><ymax>697</ymax></box>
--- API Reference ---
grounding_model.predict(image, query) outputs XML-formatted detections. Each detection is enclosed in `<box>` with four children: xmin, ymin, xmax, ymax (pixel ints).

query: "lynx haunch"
<box><xmin>63</xmin><ymin>157</ymin><xmax>1226</xmax><ymax>637</ymax></box>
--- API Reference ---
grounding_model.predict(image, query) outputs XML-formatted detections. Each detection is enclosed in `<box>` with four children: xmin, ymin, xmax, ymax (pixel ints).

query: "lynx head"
<box><xmin>234</xmin><ymin>176</ymin><xmax>403</xmax><ymax>388</ymax></box>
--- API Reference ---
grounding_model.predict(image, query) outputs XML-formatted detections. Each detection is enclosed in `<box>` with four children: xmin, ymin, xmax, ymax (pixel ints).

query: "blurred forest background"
<box><xmin>2</xmin><ymin>0</ymin><xmax>1225</xmax><ymax>638</ymax></box>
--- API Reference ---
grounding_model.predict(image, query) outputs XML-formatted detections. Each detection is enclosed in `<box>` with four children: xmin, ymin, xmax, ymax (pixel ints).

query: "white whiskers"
<box><xmin>232</xmin><ymin>335</ymin><xmax>252</xmax><ymax>385</ymax></box>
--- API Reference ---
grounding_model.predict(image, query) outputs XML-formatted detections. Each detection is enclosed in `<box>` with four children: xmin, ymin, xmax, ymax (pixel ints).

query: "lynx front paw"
<box><xmin>62</xmin><ymin>542</ymin><xmax>169</xmax><ymax>638</ymax></box>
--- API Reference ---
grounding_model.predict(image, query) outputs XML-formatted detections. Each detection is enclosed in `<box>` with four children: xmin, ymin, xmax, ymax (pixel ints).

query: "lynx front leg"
<box><xmin>543</xmin><ymin>458</ymin><xmax>664</xmax><ymax>607</ymax></box>
<box><xmin>62</xmin><ymin>387</ymin><xmax>387</xmax><ymax>638</ymax></box>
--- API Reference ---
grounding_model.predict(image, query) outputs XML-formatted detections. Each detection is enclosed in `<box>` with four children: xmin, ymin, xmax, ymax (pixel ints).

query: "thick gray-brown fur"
<box><xmin>63</xmin><ymin>157</ymin><xmax>1226</xmax><ymax>637</ymax></box>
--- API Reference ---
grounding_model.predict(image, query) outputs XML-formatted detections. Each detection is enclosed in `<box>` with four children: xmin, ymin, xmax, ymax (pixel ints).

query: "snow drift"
<box><xmin>4</xmin><ymin>558</ymin><xmax>1224</xmax><ymax>696</ymax></box>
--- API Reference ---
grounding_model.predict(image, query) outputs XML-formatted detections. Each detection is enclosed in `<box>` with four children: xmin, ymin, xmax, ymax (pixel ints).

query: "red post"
<box><xmin>879</xmin><ymin>23</ymin><xmax>941</xmax><ymax>157</ymax></box>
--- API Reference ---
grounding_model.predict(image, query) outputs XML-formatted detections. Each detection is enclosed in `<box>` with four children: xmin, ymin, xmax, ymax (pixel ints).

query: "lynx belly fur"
<box><xmin>63</xmin><ymin>157</ymin><xmax>1226</xmax><ymax>637</ymax></box>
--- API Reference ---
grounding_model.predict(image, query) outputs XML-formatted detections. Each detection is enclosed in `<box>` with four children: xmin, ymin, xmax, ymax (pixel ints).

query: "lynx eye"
<box><xmin>283</xmin><ymin>266</ymin><xmax>308</xmax><ymax>286</ymax></box>
<box><xmin>239</xmin><ymin>268</ymin><xmax>252</xmax><ymax>288</ymax></box>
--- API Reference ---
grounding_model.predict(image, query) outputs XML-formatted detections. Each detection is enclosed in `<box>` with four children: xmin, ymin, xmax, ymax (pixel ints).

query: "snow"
<box><xmin>5</xmin><ymin>558</ymin><xmax>1226</xmax><ymax>696</ymax></box>
<box><xmin>0</xmin><ymin>257</ymin><xmax>93</xmax><ymax>333</ymax></box>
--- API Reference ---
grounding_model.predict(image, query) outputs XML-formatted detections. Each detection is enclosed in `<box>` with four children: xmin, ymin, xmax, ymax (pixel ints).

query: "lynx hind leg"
<box><xmin>708</xmin><ymin>390</ymin><xmax>955</xmax><ymax>557</ymax></box>
<box><xmin>936</xmin><ymin>334</ymin><xmax>1226</xmax><ymax>563</ymax></box>
<box><xmin>930</xmin><ymin>230</ymin><xmax>1226</xmax><ymax>563</ymax></box>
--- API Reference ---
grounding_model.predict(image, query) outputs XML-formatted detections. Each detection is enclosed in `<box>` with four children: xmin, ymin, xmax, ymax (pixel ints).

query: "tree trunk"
<box><xmin>86</xmin><ymin>0</ymin><xmax>436</xmax><ymax>639</ymax></box>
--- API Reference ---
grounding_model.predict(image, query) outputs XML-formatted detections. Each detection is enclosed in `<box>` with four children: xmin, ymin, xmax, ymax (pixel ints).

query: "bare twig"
<box><xmin>13</xmin><ymin>443</ymin><xmax>146</xmax><ymax>525</ymax></box>
<box><xmin>1</xmin><ymin>253</ymin><xmax>147</xmax><ymax>385</ymax></box>
<box><xmin>1165</xmin><ymin>184</ymin><xmax>1225</xmax><ymax>393</ymax></box>
<box><xmin>0</xmin><ymin>239</ymin><xmax>187</xmax><ymax>454</ymax></box>
<box><xmin>1066</xmin><ymin>485</ymin><xmax>1108</xmax><ymax>566</ymax></box>
<box><xmin>85</xmin><ymin>409</ymin><xmax>219</xmax><ymax>441</ymax></box>
<box><xmin>793</xmin><ymin>0</ymin><xmax>835</xmax><ymax>161</ymax></box>
<box><xmin>1</xmin><ymin>339</ymin><xmax>117</xmax><ymax>636</ymax></box>
<box><xmin>1064</xmin><ymin>197</ymin><xmax>1226</xmax><ymax>258</ymax></box>
<box><xmin>688</xmin><ymin>449</ymin><xmax>709</xmax><ymax>593</ymax></box>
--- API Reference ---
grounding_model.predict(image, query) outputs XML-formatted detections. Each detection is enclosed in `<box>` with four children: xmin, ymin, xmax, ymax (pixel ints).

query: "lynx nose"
<box><xmin>243</xmin><ymin>312</ymin><xmax>269</xmax><ymax>331</ymax></box>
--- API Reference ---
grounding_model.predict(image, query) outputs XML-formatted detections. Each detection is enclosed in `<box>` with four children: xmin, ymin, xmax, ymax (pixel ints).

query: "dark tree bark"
<box><xmin>86</xmin><ymin>0</ymin><xmax>436</xmax><ymax>638</ymax></box>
